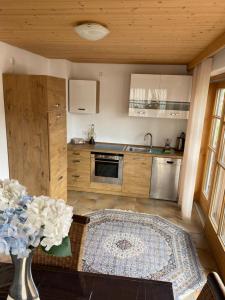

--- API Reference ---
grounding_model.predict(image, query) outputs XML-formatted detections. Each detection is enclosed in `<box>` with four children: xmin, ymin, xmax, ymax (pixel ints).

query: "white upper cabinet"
<box><xmin>159</xmin><ymin>75</ymin><xmax>192</xmax><ymax>102</ymax></box>
<box><xmin>130</xmin><ymin>74</ymin><xmax>161</xmax><ymax>101</ymax></box>
<box><xmin>69</xmin><ymin>79</ymin><xmax>99</xmax><ymax>114</ymax></box>
<box><xmin>129</xmin><ymin>74</ymin><xmax>192</xmax><ymax>119</ymax></box>
<box><xmin>129</xmin><ymin>74</ymin><xmax>192</xmax><ymax>102</ymax></box>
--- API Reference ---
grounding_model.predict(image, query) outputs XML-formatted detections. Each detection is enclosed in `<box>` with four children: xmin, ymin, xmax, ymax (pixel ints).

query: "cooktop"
<box><xmin>94</xmin><ymin>143</ymin><xmax>125</xmax><ymax>151</ymax></box>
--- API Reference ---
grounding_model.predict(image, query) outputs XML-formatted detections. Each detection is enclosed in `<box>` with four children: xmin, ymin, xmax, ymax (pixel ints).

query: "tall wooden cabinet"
<box><xmin>3</xmin><ymin>74</ymin><xmax>67</xmax><ymax>200</ymax></box>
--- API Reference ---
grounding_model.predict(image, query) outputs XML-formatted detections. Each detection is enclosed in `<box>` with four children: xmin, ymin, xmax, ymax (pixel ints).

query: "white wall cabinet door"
<box><xmin>159</xmin><ymin>75</ymin><xmax>192</xmax><ymax>102</ymax></box>
<box><xmin>130</xmin><ymin>74</ymin><xmax>161</xmax><ymax>101</ymax></box>
<box><xmin>130</xmin><ymin>74</ymin><xmax>192</xmax><ymax>102</ymax></box>
<box><xmin>69</xmin><ymin>80</ymin><xmax>98</xmax><ymax>114</ymax></box>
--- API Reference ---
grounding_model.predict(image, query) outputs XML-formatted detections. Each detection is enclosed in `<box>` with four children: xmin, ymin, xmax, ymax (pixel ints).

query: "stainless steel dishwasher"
<box><xmin>150</xmin><ymin>157</ymin><xmax>182</xmax><ymax>201</ymax></box>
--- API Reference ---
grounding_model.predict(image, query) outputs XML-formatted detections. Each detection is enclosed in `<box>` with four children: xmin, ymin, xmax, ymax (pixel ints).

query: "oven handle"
<box><xmin>95</xmin><ymin>159</ymin><xmax>119</xmax><ymax>164</ymax></box>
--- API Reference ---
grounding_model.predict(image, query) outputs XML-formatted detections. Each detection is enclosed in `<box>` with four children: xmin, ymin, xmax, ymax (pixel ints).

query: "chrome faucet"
<box><xmin>144</xmin><ymin>132</ymin><xmax>153</xmax><ymax>149</ymax></box>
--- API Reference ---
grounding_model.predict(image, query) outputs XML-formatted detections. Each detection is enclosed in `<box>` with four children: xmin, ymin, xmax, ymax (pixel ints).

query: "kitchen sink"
<box><xmin>148</xmin><ymin>148</ymin><xmax>164</xmax><ymax>155</ymax></box>
<box><xmin>125</xmin><ymin>145</ymin><xmax>164</xmax><ymax>154</ymax></box>
<box><xmin>125</xmin><ymin>146</ymin><xmax>148</xmax><ymax>152</ymax></box>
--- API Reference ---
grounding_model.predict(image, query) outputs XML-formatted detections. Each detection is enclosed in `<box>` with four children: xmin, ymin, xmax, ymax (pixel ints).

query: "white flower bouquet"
<box><xmin>0</xmin><ymin>179</ymin><xmax>73</xmax><ymax>258</ymax></box>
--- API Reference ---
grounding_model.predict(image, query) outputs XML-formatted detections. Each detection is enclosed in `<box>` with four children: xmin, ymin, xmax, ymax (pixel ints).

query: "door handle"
<box><xmin>53</xmin><ymin>103</ymin><xmax>60</xmax><ymax>108</ymax></box>
<box><xmin>72</xmin><ymin>160</ymin><xmax>80</xmax><ymax>163</ymax></box>
<box><xmin>166</xmin><ymin>161</ymin><xmax>174</xmax><ymax>164</ymax></box>
<box><xmin>72</xmin><ymin>152</ymin><xmax>80</xmax><ymax>155</ymax></box>
<box><xmin>72</xmin><ymin>175</ymin><xmax>80</xmax><ymax>178</ymax></box>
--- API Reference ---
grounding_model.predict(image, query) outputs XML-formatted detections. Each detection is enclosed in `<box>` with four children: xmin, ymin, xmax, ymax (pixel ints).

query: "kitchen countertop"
<box><xmin>68</xmin><ymin>142</ymin><xmax>183</xmax><ymax>159</ymax></box>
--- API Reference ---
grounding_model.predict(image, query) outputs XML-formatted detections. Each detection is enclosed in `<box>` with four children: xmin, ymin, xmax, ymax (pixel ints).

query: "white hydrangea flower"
<box><xmin>26</xmin><ymin>196</ymin><xmax>73</xmax><ymax>251</ymax></box>
<box><xmin>0</xmin><ymin>179</ymin><xmax>27</xmax><ymax>210</ymax></box>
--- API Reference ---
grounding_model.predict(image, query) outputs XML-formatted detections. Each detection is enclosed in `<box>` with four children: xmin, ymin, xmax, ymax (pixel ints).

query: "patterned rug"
<box><xmin>83</xmin><ymin>209</ymin><xmax>205</xmax><ymax>300</ymax></box>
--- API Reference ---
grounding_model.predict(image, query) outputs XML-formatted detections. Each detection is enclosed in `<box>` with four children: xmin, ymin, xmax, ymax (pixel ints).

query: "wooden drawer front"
<box><xmin>47</xmin><ymin>77</ymin><xmax>66</xmax><ymax>111</ymax></box>
<box><xmin>68</xmin><ymin>168</ymin><xmax>90</xmax><ymax>188</ymax></box>
<box><xmin>122</xmin><ymin>155</ymin><xmax>152</xmax><ymax>196</ymax></box>
<box><xmin>68</xmin><ymin>151</ymin><xmax>90</xmax><ymax>169</ymax></box>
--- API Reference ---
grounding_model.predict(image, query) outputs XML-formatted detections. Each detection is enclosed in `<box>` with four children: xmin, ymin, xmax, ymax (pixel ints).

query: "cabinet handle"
<box><xmin>58</xmin><ymin>175</ymin><xmax>63</xmax><ymax>181</ymax></box>
<box><xmin>56</xmin><ymin>114</ymin><xmax>61</xmax><ymax>119</ymax></box>
<box><xmin>72</xmin><ymin>152</ymin><xmax>80</xmax><ymax>156</ymax></box>
<box><xmin>72</xmin><ymin>175</ymin><xmax>80</xmax><ymax>178</ymax></box>
<box><xmin>72</xmin><ymin>160</ymin><xmax>80</xmax><ymax>163</ymax></box>
<box><xmin>53</xmin><ymin>103</ymin><xmax>60</xmax><ymax>108</ymax></box>
<box><xmin>78</xmin><ymin>108</ymin><xmax>86</xmax><ymax>111</ymax></box>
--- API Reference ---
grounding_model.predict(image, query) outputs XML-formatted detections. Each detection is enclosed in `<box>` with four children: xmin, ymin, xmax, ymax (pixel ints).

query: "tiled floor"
<box><xmin>1</xmin><ymin>191</ymin><xmax>217</xmax><ymax>299</ymax></box>
<box><xmin>68</xmin><ymin>190</ymin><xmax>218</xmax><ymax>300</ymax></box>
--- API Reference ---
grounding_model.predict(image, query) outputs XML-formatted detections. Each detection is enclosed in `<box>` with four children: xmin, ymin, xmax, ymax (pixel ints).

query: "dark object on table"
<box><xmin>175</xmin><ymin>132</ymin><xmax>185</xmax><ymax>151</ymax></box>
<box><xmin>197</xmin><ymin>272</ymin><xmax>225</xmax><ymax>300</ymax></box>
<box><xmin>89</xmin><ymin>136</ymin><xmax>95</xmax><ymax>144</ymax></box>
<box><xmin>32</xmin><ymin>214</ymin><xmax>90</xmax><ymax>271</ymax></box>
<box><xmin>0</xmin><ymin>264</ymin><xmax>174</xmax><ymax>300</ymax></box>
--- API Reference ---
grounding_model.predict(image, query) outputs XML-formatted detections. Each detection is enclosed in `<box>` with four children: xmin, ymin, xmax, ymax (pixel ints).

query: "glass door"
<box><xmin>202</xmin><ymin>89</ymin><xmax>225</xmax><ymax>200</ymax></box>
<box><xmin>207</xmin><ymin>87</ymin><xmax>225</xmax><ymax>247</ymax></box>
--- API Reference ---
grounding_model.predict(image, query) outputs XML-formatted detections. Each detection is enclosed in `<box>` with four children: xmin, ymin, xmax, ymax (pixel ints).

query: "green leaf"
<box><xmin>41</xmin><ymin>236</ymin><xmax>72</xmax><ymax>257</ymax></box>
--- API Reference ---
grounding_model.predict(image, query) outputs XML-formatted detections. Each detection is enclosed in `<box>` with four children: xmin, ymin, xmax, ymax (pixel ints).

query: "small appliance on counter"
<box><xmin>164</xmin><ymin>138</ymin><xmax>172</xmax><ymax>154</ymax></box>
<box><xmin>88</xmin><ymin>124</ymin><xmax>96</xmax><ymax>144</ymax></box>
<box><xmin>70</xmin><ymin>137</ymin><xmax>86</xmax><ymax>144</ymax></box>
<box><xmin>175</xmin><ymin>132</ymin><xmax>185</xmax><ymax>151</ymax></box>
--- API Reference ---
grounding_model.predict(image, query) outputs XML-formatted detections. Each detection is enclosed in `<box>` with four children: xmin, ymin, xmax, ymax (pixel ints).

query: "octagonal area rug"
<box><xmin>83</xmin><ymin>209</ymin><xmax>205</xmax><ymax>300</ymax></box>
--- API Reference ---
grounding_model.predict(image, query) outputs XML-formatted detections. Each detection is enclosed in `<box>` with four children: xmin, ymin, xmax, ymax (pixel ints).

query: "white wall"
<box><xmin>68</xmin><ymin>63</ymin><xmax>188</xmax><ymax>146</ymax></box>
<box><xmin>0</xmin><ymin>41</ymin><xmax>189</xmax><ymax>179</ymax></box>
<box><xmin>211</xmin><ymin>47</ymin><xmax>225</xmax><ymax>76</ymax></box>
<box><xmin>0</xmin><ymin>42</ymin><xmax>49</xmax><ymax>179</ymax></box>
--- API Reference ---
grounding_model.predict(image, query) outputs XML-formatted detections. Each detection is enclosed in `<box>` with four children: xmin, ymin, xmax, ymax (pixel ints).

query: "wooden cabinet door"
<box><xmin>48</xmin><ymin>110</ymin><xmax>67</xmax><ymax>200</ymax></box>
<box><xmin>67</xmin><ymin>150</ymin><xmax>90</xmax><ymax>189</ymax></box>
<box><xmin>3</xmin><ymin>74</ymin><xmax>49</xmax><ymax>196</ymax></box>
<box><xmin>122</xmin><ymin>155</ymin><xmax>152</xmax><ymax>196</ymax></box>
<box><xmin>47</xmin><ymin>77</ymin><xmax>66</xmax><ymax>112</ymax></box>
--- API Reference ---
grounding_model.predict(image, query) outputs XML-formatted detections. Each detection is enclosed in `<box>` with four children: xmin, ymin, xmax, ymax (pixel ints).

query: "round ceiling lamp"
<box><xmin>74</xmin><ymin>22</ymin><xmax>110</xmax><ymax>41</ymax></box>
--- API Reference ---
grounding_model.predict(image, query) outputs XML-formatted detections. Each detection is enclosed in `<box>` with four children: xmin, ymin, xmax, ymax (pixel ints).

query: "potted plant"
<box><xmin>0</xmin><ymin>179</ymin><xmax>73</xmax><ymax>300</ymax></box>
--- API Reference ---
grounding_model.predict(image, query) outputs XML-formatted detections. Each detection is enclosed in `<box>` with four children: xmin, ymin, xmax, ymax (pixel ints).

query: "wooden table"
<box><xmin>0</xmin><ymin>264</ymin><xmax>174</xmax><ymax>300</ymax></box>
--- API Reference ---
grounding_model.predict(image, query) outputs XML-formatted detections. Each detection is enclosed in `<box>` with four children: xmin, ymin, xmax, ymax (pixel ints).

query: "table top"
<box><xmin>0</xmin><ymin>263</ymin><xmax>174</xmax><ymax>300</ymax></box>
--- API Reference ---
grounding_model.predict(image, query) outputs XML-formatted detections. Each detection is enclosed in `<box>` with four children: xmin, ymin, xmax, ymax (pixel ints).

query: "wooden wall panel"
<box><xmin>0</xmin><ymin>1</ymin><xmax>225</xmax><ymax>64</ymax></box>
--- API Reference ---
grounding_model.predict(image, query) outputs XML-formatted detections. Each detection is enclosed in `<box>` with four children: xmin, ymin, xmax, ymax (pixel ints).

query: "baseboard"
<box><xmin>194</xmin><ymin>201</ymin><xmax>206</xmax><ymax>228</ymax></box>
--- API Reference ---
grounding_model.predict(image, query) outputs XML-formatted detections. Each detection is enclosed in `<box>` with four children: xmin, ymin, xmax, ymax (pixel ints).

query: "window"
<box><xmin>207</xmin><ymin>87</ymin><xmax>225</xmax><ymax>248</ymax></box>
<box><xmin>202</xmin><ymin>151</ymin><xmax>215</xmax><ymax>198</ymax></box>
<box><xmin>210</xmin><ymin>118</ymin><xmax>220</xmax><ymax>149</ymax></box>
<box><xmin>210</xmin><ymin>166</ymin><xmax>225</xmax><ymax>229</ymax></box>
<box><xmin>202</xmin><ymin>89</ymin><xmax>225</xmax><ymax>201</ymax></box>
<box><xmin>219</xmin><ymin>127</ymin><xmax>225</xmax><ymax>167</ymax></box>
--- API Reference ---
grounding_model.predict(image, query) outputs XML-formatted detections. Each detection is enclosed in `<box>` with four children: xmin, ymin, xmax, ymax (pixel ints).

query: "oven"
<box><xmin>91</xmin><ymin>152</ymin><xmax>124</xmax><ymax>185</ymax></box>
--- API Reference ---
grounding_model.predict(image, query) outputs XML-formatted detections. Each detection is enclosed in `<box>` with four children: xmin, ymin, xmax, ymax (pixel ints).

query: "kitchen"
<box><xmin>1</xmin><ymin>2</ymin><xmax>225</xmax><ymax>298</ymax></box>
<box><xmin>67</xmin><ymin>71</ymin><xmax>190</xmax><ymax>201</ymax></box>
<box><xmin>3</xmin><ymin>65</ymin><xmax>190</xmax><ymax>203</ymax></box>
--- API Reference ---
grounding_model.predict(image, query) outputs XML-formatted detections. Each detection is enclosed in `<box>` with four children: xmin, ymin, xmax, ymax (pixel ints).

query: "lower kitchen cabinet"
<box><xmin>67</xmin><ymin>150</ymin><xmax>91</xmax><ymax>189</ymax></box>
<box><xmin>122</xmin><ymin>155</ymin><xmax>152</xmax><ymax>197</ymax></box>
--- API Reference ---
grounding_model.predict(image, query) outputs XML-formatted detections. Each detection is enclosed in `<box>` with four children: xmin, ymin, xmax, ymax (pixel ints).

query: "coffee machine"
<box><xmin>175</xmin><ymin>132</ymin><xmax>185</xmax><ymax>151</ymax></box>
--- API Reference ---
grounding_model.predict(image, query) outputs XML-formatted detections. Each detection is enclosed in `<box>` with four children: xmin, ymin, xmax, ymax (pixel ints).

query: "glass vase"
<box><xmin>7</xmin><ymin>250</ymin><xmax>40</xmax><ymax>300</ymax></box>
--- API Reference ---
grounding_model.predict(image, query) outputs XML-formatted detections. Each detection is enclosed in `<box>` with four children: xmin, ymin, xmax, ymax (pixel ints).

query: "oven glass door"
<box><xmin>95</xmin><ymin>159</ymin><xmax>119</xmax><ymax>178</ymax></box>
<box><xmin>91</xmin><ymin>154</ymin><xmax>123</xmax><ymax>185</ymax></box>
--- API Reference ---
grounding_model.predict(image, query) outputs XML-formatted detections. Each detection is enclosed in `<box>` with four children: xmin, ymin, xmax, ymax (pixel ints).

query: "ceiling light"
<box><xmin>74</xmin><ymin>23</ymin><xmax>110</xmax><ymax>41</ymax></box>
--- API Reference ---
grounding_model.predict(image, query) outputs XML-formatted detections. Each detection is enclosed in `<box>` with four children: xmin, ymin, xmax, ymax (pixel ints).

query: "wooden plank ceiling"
<box><xmin>0</xmin><ymin>0</ymin><xmax>225</xmax><ymax>65</ymax></box>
